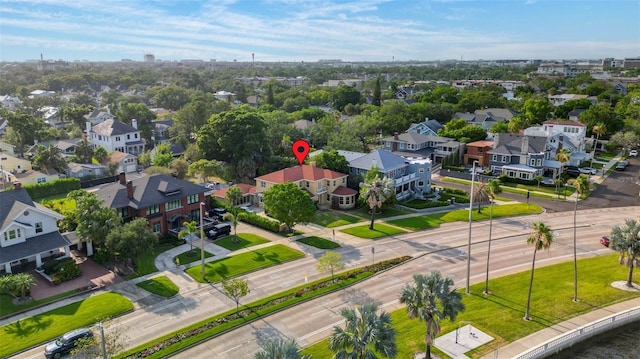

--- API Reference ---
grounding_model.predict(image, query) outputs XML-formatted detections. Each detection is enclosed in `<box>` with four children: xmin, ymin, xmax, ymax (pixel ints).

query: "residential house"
<box><xmin>10</xmin><ymin>169</ymin><xmax>61</xmax><ymax>186</ymax></box>
<box><xmin>26</xmin><ymin>138</ymin><xmax>82</xmax><ymax>158</ymax></box>
<box><xmin>0</xmin><ymin>95</ymin><xmax>21</xmax><ymax>111</ymax></box>
<box><xmin>463</xmin><ymin>140</ymin><xmax>494</xmax><ymax>167</ymax></box>
<box><xmin>153</xmin><ymin>120</ymin><xmax>174</xmax><ymax>143</ymax></box>
<box><xmin>84</xmin><ymin>109</ymin><xmax>115</xmax><ymax>125</ymax></box>
<box><xmin>213</xmin><ymin>183</ymin><xmax>256</xmax><ymax>206</ymax></box>
<box><xmin>548</xmin><ymin>94</ymin><xmax>591</xmax><ymax>106</ymax></box>
<box><xmin>88</xmin><ymin>119</ymin><xmax>144</xmax><ymax>155</ymax></box>
<box><xmin>523</xmin><ymin>120</ymin><xmax>589</xmax><ymax>167</ymax></box>
<box><xmin>103</xmin><ymin>151</ymin><xmax>138</xmax><ymax>173</ymax></box>
<box><xmin>0</xmin><ymin>118</ymin><xmax>6</xmax><ymax>137</ymax></box>
<box><xmin>254</xmin><ymin>164</ymin><xmax>357</xmax><ymax>209</ymax></box>
<box><xmin>488</xmin><ymin>133</ymin><xmax>549</xmax><ymax>180</ymax></box>
<box><xmin>407</xmin><ymin>119</ymin><xmax>444</xmax><ymax>137</ymax></box>
<box><xmin>348</xmin><ymin>149</ymin><xmax>432</xmax><ymax>201</ymax></box>
<box><xmin>0</xmin><ymin>152</ymin><xmax>33</xmax><ymax>187</ymax></box>
<box><xmin>381</xmin><ymin>132</ymin><xmax>464</xmax><ymax>164</ymax></box>
<box><xmin>0</xmin><ymin>186</ymin><xmax>71</xmax><ymax>273</ymax></box>
<box><xmin>213</xmin><ymin>91</ymin><xmax>235</xmax><ymax>102</ymax></box>
<box><xmin>568</xmin><ymin>109</ymin><xmax>586</xmax><ymax>122</ymax></box>
<box><xmin>95</xmin><ymin>173</ymin><xmax>210</xmax><ymax>235</ymax></box>
<box><xmin>65</xmin><ymin>163</ymin><xmax>107</xmax><ymax>179</ymax></box>
<box><xmin>454</xmin><ymin>108</ymin><xmax>517</xmax><ymax>131</ymax></box>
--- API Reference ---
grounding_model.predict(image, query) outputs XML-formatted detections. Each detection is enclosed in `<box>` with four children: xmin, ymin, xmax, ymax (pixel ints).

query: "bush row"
<box><xmin>42</xmin><ymin>258</ymin><xmax>82</xmax><ymax>284</ymax></box>
<box><xmin>240</xmin><ymin>212</ymin><xmax>281</xmax><ymax>232</ymax></box>
<box><xmin>401</xmin><ymin>200</ymin><xmax>450</xmax><ymax>209</ymax></box>
<box><xmin>24</xmin><ymin>178</ymin><xmax>81</xmax><ymax>200</ymax></box>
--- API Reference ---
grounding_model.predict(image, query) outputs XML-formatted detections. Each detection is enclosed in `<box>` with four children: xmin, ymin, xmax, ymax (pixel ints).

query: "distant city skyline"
<box><xmin>1</xmin><ymin>0</ymin><xmax>639</xmax><ymax>63</ymax></box>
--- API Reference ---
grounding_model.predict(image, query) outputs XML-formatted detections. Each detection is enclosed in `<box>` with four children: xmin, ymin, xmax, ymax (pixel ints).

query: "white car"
<box><xmin>578</xmin><ymin>167</ymin><xmax>597</xmax><ymax>175</ymax></box>
<box><xmin>240</xmin><ymin>206</ymin><xmax>254</xmax><ymax>213</ymax></box>
<box><xmin>630</xmin><ymin>150</ymin><xmax>638</xmax><ymax>157</ymax></box>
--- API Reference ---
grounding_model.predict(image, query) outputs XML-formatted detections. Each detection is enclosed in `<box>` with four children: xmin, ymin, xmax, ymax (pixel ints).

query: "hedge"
<box><xmin>24</xmin><ymin>178</ymin><xmax>81</xmax><ymax>199</ymax></box>
<box><xmin>240</xmin><ymin>212</ymin><xmax>281</xmax><ymax>232</ymax></box>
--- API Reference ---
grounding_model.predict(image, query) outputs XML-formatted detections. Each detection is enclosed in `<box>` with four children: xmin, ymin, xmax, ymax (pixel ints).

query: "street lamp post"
<box><xmin>200</xmin><ymin>202</ymin><xmax>206</xmax><ymax>281</ymax></box>
<box><xmin>466</xmin><ymin>160</ymin><xmax>478</xmax><ymax>294</ymax></box>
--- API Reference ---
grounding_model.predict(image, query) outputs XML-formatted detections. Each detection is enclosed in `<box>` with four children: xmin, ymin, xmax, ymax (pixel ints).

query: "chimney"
<box><xmin>392</xmin><ymin>132</ymin><xmax>399</xmax><ymax>152</ymax></box>
<box><xmin>119</xmin><ymin>172</ymin><xmax>126</xmax><ymax>185</ymax></box>
<box><xmin>13</xmin><ymin>181</ymin><xmax>21</xmax><ymax>189</ymax></box>
<box><xmin>131</xmin><ymin>118</ymin><xmax>138</xmax><ymax>129</ymax></box>
<box><xmin>126</xmin><ymin>181</ymin><xmax>134</xmax><ymax>199</ymax></box>
<box><xmin>521</xmin><ymin>136</ymin><xmax>529</xmax><ymax>153</ymax></box>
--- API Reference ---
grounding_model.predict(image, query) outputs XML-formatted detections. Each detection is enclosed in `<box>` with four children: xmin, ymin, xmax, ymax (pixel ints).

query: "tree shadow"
<box><xmin>340</xmin><ymin>288</ymin><xmax>381</xmax><ymax>307</ymax></box>
<box><xmin>252</xmin><ymin>322</ymin><xmax>287</xmax><ymax>348</ymax></box>
<box><xmin>3</xmin><ymin>315</ymin><xmax>53</xmax><ymax>338</ymax></box>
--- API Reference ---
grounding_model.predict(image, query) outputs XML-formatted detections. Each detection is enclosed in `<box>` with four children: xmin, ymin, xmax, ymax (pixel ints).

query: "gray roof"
<box><xmin>96</xmin><ymin>174</ymin><xmax>205</xmax><ymax>210</ymax></box>
<box><xmin>349</xmin><ymin>149</ymin><xmax>407</xmax><ymax>172</ymax></box>
<box><xmin>0</xmin><ymin>231</ymin><xmax>71</xmax><ymax>263</ymax></box>
<box><xmin>92</xmin><ymin>119</ymin><xmax>139</xmax><ymax>137</ymax></box>
<box><xmin>490</xmin><ymin>133</ymin><xmax>547</xmax><ymax>155</ymax></box>
<box><xmin>475</xmin><ymin>108</ymin><xmax>518</xmax><ymax>121</ymax></box>
<box><xmin>0</xmin><ymin>189</ymin><xmax>35</xmax><ymax>230</ymax></box>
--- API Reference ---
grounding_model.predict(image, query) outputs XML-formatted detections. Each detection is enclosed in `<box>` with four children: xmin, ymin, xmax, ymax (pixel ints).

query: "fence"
<box><xmin>80</xmin><ymin>175</ymin><xmax>118</xmax><ymax>188</ymax></box>
<box><xmin>513</xmin><ymin>306</ymin><xmax>640</xmax><ymax>359</ymax></box>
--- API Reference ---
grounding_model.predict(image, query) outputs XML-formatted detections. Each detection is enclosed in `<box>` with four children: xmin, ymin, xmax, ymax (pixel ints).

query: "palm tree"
<box><xmin>590</xmin><ymin>124</ymin><xmax>606</xmax><ymax>168</ymax></box>
<box><xmin>483</xmin><ymin>179</ymin><xmax>502</xmax><ymax>294</ymax></box>
<box><xmin>609</xmin><ymin>219</ymin><xmax>640</xmax><ymax>288</ymax></box>
<box><xmin>535</xmin><ymin>175</ymin><xmax>543</xmax><ymax>188</ymax></box>
<box><xmin>399</xmin><ymin>271</ymin><xmax>465</xmax><ymax>359</ymax></box>
<box><xmin>254</xmin><ymin>338</ymin><xmax>311</xmax><ymax>359</ymax></box>
<box><xmin>570</xmin><ymin>175</ymin><xmax>590</xmax><ymax>301</ymax></box>
<box><xmin>524</xmin><ymin>222</ymin><xmax>554</xmax><ymax>320</ymax></box>
<box><xmin>329</xmin><ymin>302</ymin><xmax>397</xmax><ymax>359</ymax></box>
<box><xmin>473</xmin><ymin>181</ymin><xmax>490</xmax><ymax>213</ymax></box>
<box><xmin>555</xmin><ymin>148</ymin><xmax>570</xmax><ymax>180</ymax></box>
<box><xmin>33</xmin><ymin>144</ymin><xmax>65</xmax><ymax>172</ymax></box>
<box><xmin>359</xmin><ymin>176</ymin><xmax>394</xmax><ymax>230</ymax></box>
<box><xmin>223</xmin><ymin>208</ymin><xmax>244</xmax><ymax>243</ymax></box>
<box><xmin>178</xmin><ymin>220</ymin><xmax>199</xmax><ymax>255</ymax></box>
<box><xmin>553</xmin><ymin>177</ymin><xmax>565</xmax><ymax>199</ymax></box>
<box><xmin>11</xmin><ymin>273</ymin><xmax>37</xmax><ymax>298</ymax></box>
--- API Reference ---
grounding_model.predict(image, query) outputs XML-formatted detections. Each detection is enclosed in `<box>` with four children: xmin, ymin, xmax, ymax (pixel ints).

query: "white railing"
<box><xmin>512</xmin><ymin>306</ymin><xmax>640</xmax><ymax>359</ymax></box>
<box><xmin>394</xmin><ymin>173</ymin><xmax>416</xmax><ymax>186</ymax></box>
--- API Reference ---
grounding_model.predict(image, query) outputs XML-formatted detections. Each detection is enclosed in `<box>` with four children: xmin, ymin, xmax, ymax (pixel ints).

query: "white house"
<box><xmin>88</xmin><ymin>119</ymin><xmax>144</xmax><ymax>155</ymax></box>
<box><xmin>84</xmin><ymin>109</ymin><xmax>115</xmax><ymax>125</ymax></box>
<box><xmin>0</xmin><ymin>95</ymin><xmax>21</xmax><ymax>111</ymax></box>
<box><xmin>0</xmin><ymin>187</ymin><xmax>72</xmax><ymax>273</ymax></box>
<box><xmin>523</xmin><ymin>120</ymin><xmax>590</xmax><ymax>166</ymax></box>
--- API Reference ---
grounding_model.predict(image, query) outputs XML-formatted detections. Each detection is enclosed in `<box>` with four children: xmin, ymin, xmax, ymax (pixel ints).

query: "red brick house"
<box><xmin>463</xmin><ymin>140</ymin><xmax>494</xmax><ymax>167</ymax></box>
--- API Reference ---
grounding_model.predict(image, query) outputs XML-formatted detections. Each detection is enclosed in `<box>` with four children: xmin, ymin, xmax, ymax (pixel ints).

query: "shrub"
<box><xmin>442</xmin><ymin>165</ymin><xmax>465</xmax><ymax>172</ymax></box>
<box><xmin>42</xmin><ymin>258</ymin><xmax>82</xmax><ymax>283</ymax></box>
<box><xmin>240</xmin><ymin>212</ymin><xmax>281</xmax><ymax>233</ymax></box>
<box><xmin>442</xmin><ymin>187</ymin><xmax>468</xmax><ymax>195</ymax></box>
<box><xmin>23</xmin><ymin>178</ymin><xmax>81</xmax><ymax>200</ymax></box>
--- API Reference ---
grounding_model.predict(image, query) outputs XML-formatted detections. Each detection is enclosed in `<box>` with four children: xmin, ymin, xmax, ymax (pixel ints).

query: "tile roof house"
<box><xmin>95</xmin><ymin>173</ymin><xmax>210</xmax><ymax>235</ymax></box>
<box><xmin>463</xmin><ymin>140</ymin><xmax>494</xmax><ymax>167</ymax></box>
<box><xmin>255</xmin><ymin>164</ymin><xmax>357</xmax><ymax>209</ymax></box>
<box><xmin>348</xmin><ymin>149</ymin><xmax>433</xmax><ymax>201</ymax></box>
<box><xmin>0</xmin><ymin>187</ymin><xmax>71</xmax><ymax>273</ymax></box>
<box><xmin>88</xmin><ymin>119</ymin><xmax>144</xmax><ymax>156</ymax></box>
<box><xmin>488</xmin><ymin>133</ymin><xmax>550</xmax><ymax>180</ymax></box>
<box><xmin>213</xmin><ymin>183</ymin><xmax>256</xmax><ymax>206</ymax></box>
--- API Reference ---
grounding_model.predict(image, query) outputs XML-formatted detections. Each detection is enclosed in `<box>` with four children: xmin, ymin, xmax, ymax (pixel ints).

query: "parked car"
<box><xmin>207</xmin><ymin>223</ymin><xmax>231</xmax><ymax>239</ymax></box>
<box><xmin>616</xmin><ymin>162</ymin><xmax>626</xmax><ymax>171</ymax></box>
<box><xmin>630</xmin><ymin>150</ymin><xmax>638</xmax><ymax>157</ymax></box>
<box><xmin>579</xmin><ymin>167</ymin><xmax>597</xmax><ymax>175</ymax></box>
<box><xmin>565</xmin><ymin>168</ymin><xmax>581</xmax><ymax>178</ymax></box>
<box><xmin>44</xmin><ymin>328</ymin><xmax>93</xmax><ymax>359</ymax></box>
<box><xmin>208</xmin><ymin>207</ymin><xmax>227</xmax><ymax>220</ymax></box>
<box><xmin>620</xmin><ymin>160</ymin><xmax>629</xmax><ymax>167</ymax></box>
<box><xmin>239</xmin><ymin>206</ymin><xmax>254</xmax><ymax>213</ymax></box>
<box><xmin>600</xmin><ymin>236</ymin><xmax>610</xmax><ymax>247</ymax></box>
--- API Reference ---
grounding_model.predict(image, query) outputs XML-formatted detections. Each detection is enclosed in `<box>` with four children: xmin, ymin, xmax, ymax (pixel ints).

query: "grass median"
<box><xmin>213</xmin><ymin>233</ymin><xmax>270</xmax><ymax>251</ymax></box>
<box><xmin>312</xmin><ymin>211</ymin><xmax>363</xmax><ymax>228</ymax></box>
<box><xmin>185</xmin><ymin>244</ymin><xmax>304</xmax><ymax>283</ymax></box>
<box><xmin>0</xmin><ymin>292</ymin><xmax>133</xmax><ymax>357</ymax></box>
<box><xmin>302</xmin><ymin>253</ymin><xmax>640</xmax><ymax>358</ymax></box>
<box><xmin>340</xmin><ymin>223</ymin><xmax>407</xmax><ymax>239</ymax></box>
<box><xmin>388</xmin><ymin>203</ymin><xmax>543</xmax><ymax>231</ymax></box>
<box><xmin>136</xmin><ymin>276</ymin><xmax>179</xmax><ymax>297</ymax></box>
<box><xmin>297</xmin><ymin>236</ymin><xmax>340</xmax><ymax>249</ymax></box>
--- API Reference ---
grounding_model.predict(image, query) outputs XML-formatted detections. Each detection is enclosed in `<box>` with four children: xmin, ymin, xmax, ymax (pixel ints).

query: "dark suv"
<box><xmin>44</xmin><ymin>327</ymin><xmax>93</xmax><ymax>358</ymax></box>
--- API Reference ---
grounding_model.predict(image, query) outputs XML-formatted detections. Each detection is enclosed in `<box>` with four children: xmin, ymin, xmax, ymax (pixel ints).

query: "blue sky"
<box><xmin>1</xmin><ymin>0</ymin><xmax>638</xmax><ymax>62</ymax></box>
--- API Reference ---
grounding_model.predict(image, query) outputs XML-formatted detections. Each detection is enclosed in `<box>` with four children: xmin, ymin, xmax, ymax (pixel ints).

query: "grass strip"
<box><xmin>340</xmin><ymin>223</ymin><xmax>407</xmax><ymax>239</ymax></box>
<box><xmin>297</xmin><ymin>236</ymin><xmax>340</xmax><ymax>249</ymax></box>
<box><xmin>136</xmin><ymin>276</ymin><xmax>179</xmax><ymax>297</ymax></box>
<box><xmin>185</xmin><ymin>244</ymin><xmax>304</xmax><ymax>283</ymax></box>
<box><xmin>312</xmin><ymin>211</ymin><xmax>364</xmax><ymax>228</ymax></box>
<box><xmin>388</xmin><ymin>203</ymin><xmax>542</xmax><ymax>231</ymax></box>
<box><xmin>129</xmin><ymin>244</ymin><xmax>175</xmax><ymax>279</ymax></box>
<box><xmin>213</xmin><ymin>233</ymin><xmax>270</xmax><ymax>251</ymax></box>
<box><xmin>0</xmin><ymin>292</ymin><xmax>133</xmax><ymax>357</ymax></box>
<box><xmin>0</xmin><ymin>289</ymin><xmax>81</xmax><ymax>318</ymax></box>
<box><xmin>302</xmin><ymin>253</ymin><xmax>640</xmax><ymax>358</ymax></box>
<box><xmin>174</xmin><ymin>249</ymin><xmax>215</xmax><ymax>265</ymax></box>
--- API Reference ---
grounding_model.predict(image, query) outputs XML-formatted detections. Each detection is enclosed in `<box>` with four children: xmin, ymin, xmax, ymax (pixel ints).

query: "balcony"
<box><xmin>394</xmin><ymin>173</ymin><xmax>416</xmax><ymax>186</ymax></box>
<box><xmin>316</xmin><ymin>186</ymin><xmax>327</xmax><ymax>194</ymax></box>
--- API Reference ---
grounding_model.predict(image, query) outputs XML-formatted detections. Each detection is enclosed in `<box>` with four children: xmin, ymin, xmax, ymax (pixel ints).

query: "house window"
<box><xmin>399</xmin><ymin>143</ymin><xmax>405</xmax><ymax>149</ymax></box>
<box><xmin>419</xmin><ymin>168</ymin><xmax>425</xmax><ymax>173</ymax></box>
<box><xmin>478</xmin><ymin>148</ymin><xmax>483</xmax><ymax>154</ymax></box>
<box><xmin>35</xmin><ymin>222</ymin><xmax>43</xmax><ymax>233</ymax></box>
<box><xmin>187</xmin><ymin>194</ymin><xmax>198</xmax><ymax>205</ymax></box>
<box><xmin>306</xmin><ymin>181</ymin><xmax>309</xmax><ymax>188</ymax></box>
<box><xmin>152</xmin><ymin>222</ymin><xmax>161</xmax><ymax>233</ymax></box>
<box><xmin>537</xmin><ymin>159</ymin><xmax>542</xmax><ymax>166</ymax></box>
<box><xmin>146</xmin><ymin>205</ymin><xmax>160</xmax><ymax>216</ymax></box>
<box><xmin>492</xmin><ymin>155</ymin><xmax>498</xmax><ymax>161</ymax></box>
<box><xmin>339</xmin><ymin>197</ymin><xmax>344</xmax><ymax>205</ymax></box>
<box><xmin>529</xmin><ymin>159</ymin><xmax>535</xmax><ymax>166</ymax></box>
<box><xmin>166</xmin><ymin>199</ymin><xmax>182</xmax><ymax>211</ymax></box>
<box><xmin>333</xmin><ymin>180</ymin><xmax>336</xmax><ymax>186</ymax></box>
<box><xmin>260</xmin><ymin>182</ymin><xmax>266</xmax><ymax>188</ymax></box>
<box><xmin>417</xmin><ymin>181</ymin><xmax>424</xmax><ymax>187</ymax></box>
<box><xmin>326</xmin><ymin>180</ymin><xmax>330</xmax><ymax>186</ymax></box>
<box><xmin>135</xmin><ymin>133</ymin><xmax>138</xmax><ymax>138</ymax></box>
<box><xmin>502</xmin><ymin>156</ymin><xmax>508</xmax><ymax>163</ymax></box>
<box><xmin>3</xmin><ymin>229</ymin><xmax>21</xmax><ymax>240</ymax></box>
<box><xmin>37</xmin><ymin>177</ymin><xmax>47</xmax><ymax>183</ymax></box>
<box><xmin>127</xmin><ymin>134</ymin><xmax>130</xmax><ymax>140</ymax></box>
<box><xmin>117</xmin><ymin>207</ymin><xmax>129</xmax><ymax>217</ymax></box>
<box><xmin>385</xmin><ymin>142</ymin><xmax>391</xmax><ymax>148</ymax></box>
<box><xmin>326</xmin><ymin>194</ymin><xmax>330</xmax><ymax>201</ymax></box>
<box><xmin>520</xmin><ymin>173</ymin><xmax>529</xmax><ymax>179</ymax></box>
<box><xmin>116</xmin><ymin>136</ymin><xmax>120</xmax><ymax>141</ymax></box>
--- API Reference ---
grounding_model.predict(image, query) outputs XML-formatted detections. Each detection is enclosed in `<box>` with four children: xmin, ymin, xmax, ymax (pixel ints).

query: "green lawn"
<box><xmin>297</xmin><ymin>236</ymin><xmax>340</xmax><ymax>249</ymax></box>
<box><xmin>303</xmin><ymin>253</ymin><xmax>640</xmax><ymax>358</ymax></box>
<box><xmin>185</xmin><ymin>244</ymin><xmax>305</xmax><ymax>283</ymax></box>
<box><xmin>37</xmin><ymin>194</ymin><xmax>77</xmax><ymax>213</ymax></box>
<box><xmin>388</xmin><ymin>204</ymin><xmax>543</xmax><ymax>231</ymax></box>
<box><xmin>340</xmin><ymin>223</ymin><xmax>407</xmax><ymax>239</ymax></box>
<box><xmin>0</xmin><ymin>289</ymin><xmax>79</xmax><ymax>318</ymax></box>
<box><xmin>353</xmin><ymin>207</ymin><xmax>412</xmax><ymax>219</ymax></box>
<box><xmin>129</xmin><ymin>244</ymin><xmax>175</xmax><ymax>279</ymax></box>
<box><xmin>136</xmin><ymin>276</ymin><xmax>179</xmax><ymax>297</ymax></box>
<box><xmin>312</xmin><ymin>211</ymin><xmax>363</xmax><ymax>228</ymax></box>
<box><xmin>596</xmin><ymin>152</ymin><xmax>616</xmax><ymax>161</ymax></box>
<box><xmin>0</xmin><ymin>292</ymin><xmax>133</xmax><ymax>358</ymax></box>
<box><xmin>213</xmin><ymin>233</ymin><xmax>270</xmax><ymax>251</ymax></box>
<box><xmin>175</xmin><ymin>249</ymin><xmax>215</xmax><ymax>265</ymax></box>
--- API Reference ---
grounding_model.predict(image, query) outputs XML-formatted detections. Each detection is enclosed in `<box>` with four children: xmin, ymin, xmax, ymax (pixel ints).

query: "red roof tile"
<box><xmin>332</xmin><ymin>186</ymin><xmax>358</xmax><ymax>196</ymax></box>
<box><xmin>255</xmin><ymin>165</ymin><xmax>347</xmax><ymax>183</ymax></box>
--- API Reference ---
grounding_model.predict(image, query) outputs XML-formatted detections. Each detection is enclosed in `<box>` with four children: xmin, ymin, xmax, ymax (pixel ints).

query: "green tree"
<box><xmin>5</xmin><ymin>111</ymin><xmax>49</xmax><ymax>157</ymax></box>
<box><xmin>105</xmin><ymin>218</ymin><xmax>158</xmax><ymax>265</ymax></box>
<box><xmin>359</xmin><ymin>175</ymin><xmax>394</xmax><ymax>230</ymax></box>
<box><xmin>399</xmin><ymin>271</ymin><xmax>465</xmax><ymax>359</ymax></box>
<box><xmin>71</xmin><ymin>319</ymin><xmax>129</xmax><ymax>359</ymax></box>
<box><xmin>174</xmin><ymin>94</ymin><xmax>221</xmax><ymax>141</ymax></box>
<box><xmin>609</xmin><ymin>219</ymin><xmax>640</xmax><ymax>288</ymax></box>
<box><xmin>170</xmin><ymin>159</ymin><xmax>189</xmax><ymax>179</ymax></box>
<box><xmin>590</xmin><ymin>124</ymin><xmax>606</xmax><ymax>166</ymax></box>
<box><xmin>311</xmin><ymin>149</ymin><xmax>349</xmax><ymax>174</ymax></box>
<box><xmin>226</xmin><ymin>186</ymin><xmax>244</xmax><ymax>206</ymax></box>
<box><xmin>524</xmin><ymin>222</ymin><xmax>554</xmax><ymax>320</ymax></box>
<box><xmin>473</xmin><ymin>181</ymin><xmax>491</xmax><ymax>213</ymax></box>
<box><xmin>74</xmin><ymin>136</ymin><xmax>94</xmax><ymax>164</ymax></box>
<box><xmin>222</xmin><ymin>210</ymin><xmax>244</xmax><ymax>242</ymax></box>
<box><xmin>609</xmin><ymin>131</ymin><xmax>639</xmax><ymax>155</ymax></box>
<box><xmin>315</xmin><ymin>251</ymin><xmax>345</xmax><ymax>281</ymax></box>
<box><xmin>555</xmin><ymin>148</ymin><xmax>571</xmax><ymax>180</ymax></box>
<box><xmin>535</xmin><ymin>175</ymin><xmax>543</xmax><ymax>188</ymax></box>
<box><xmin>254</xmin><ymin>338</ymin><xmax>310</xmax><ymax>359</ymax></box>
<box><xmin>0</xmin><ymin>273</ymin><xmax>37</xmax><ymax>299</ymax></box>
<box><xmin>522</xmin><ymin>97</ymin><xmax>553</xmax><ymax>125</ymax></box>
<box><xmin>152</xmin><ymin>84</ymin><xmax>191</xmax><ymax>111</ymax></box>
<box><xmin>483</xmin><ymin>179</ymin><xmax>502</xmax><ymax>294</ymax></box>
<box><xmin>221</xmin><ymin>277</ymin><xmax>250</xmax><ymax>313</ymax></box>
<box><xmin>178</xmin><ymin>220</ymin><xmax>199</xmax><ymax>255</ymax></box>
<box><xmin>188</xmin><ymin>159</ymin><xmax>222</xmax><ymax>183</ymax></box>
<box><xmin>490</xmin><ymin>122</ymin><xmax>509</xmax><ymax>134</ymax></box>
<box><xmin>570</xmin><ymin>175</ymin><xmax>591</xmax><ymax>301</ymax></box>
<box><xmin>332</xmin><ymin>85</ymin><xmax>361</xmax><ymax>112</ymax></box>
<box><xmin>152</xmin><ymin>143</ymin><xmax>174</xmax><ymax>167</ymax></box>
<box><xmin>263</xmin><ymin>182</ymin><xmax>316</xmax><ymax>232</ymax></box>
<box><xmin>373</xmin><ymin>77</ymin><xmax>381</xmax><ymax>106</ymax></box>
<box><xmin>329</xmin><ymin>302</ymin><xmax>397</xmax><ymax>359</ymax></box>
<box><xmin>74</xmin><ymin>191</ymin><xmax>121</xmax><ymax>247</ymax></box>
<box><xmin>33</xmin><ymin>144</ymin><xmax>66</xmax><ymax>172</ymax></box>
<box><xmin>93</xmin><ymin>146</ymin><xmax>108</xmax><ymax>163</ymax></box>
<box><xmin>507</xmin><ymin>116</ymin><xmax>528</xmax><ymax>134</ymax></box>
<box><xmin>580</xmin><ymin>104</ymin><xmax>623</xmax><ymax>136</ymax></box>
<box><xmin>116</xmin><ymin>102</ymin><xmax>156</xmax><ymax>143</ymax></box>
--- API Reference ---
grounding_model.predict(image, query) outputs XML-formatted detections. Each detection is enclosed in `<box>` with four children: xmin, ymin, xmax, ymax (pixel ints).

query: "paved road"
<box><xmin>11</xmin><ymin>205</ymin><xmax>639</xmax><ymax>359</ymax></box>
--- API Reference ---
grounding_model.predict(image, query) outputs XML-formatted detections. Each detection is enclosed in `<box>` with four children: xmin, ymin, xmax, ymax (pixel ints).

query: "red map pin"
<box><xmin>292</xmin><ymin>139</ymin><xmax>310</xmax><ymax>166</ymax></box>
